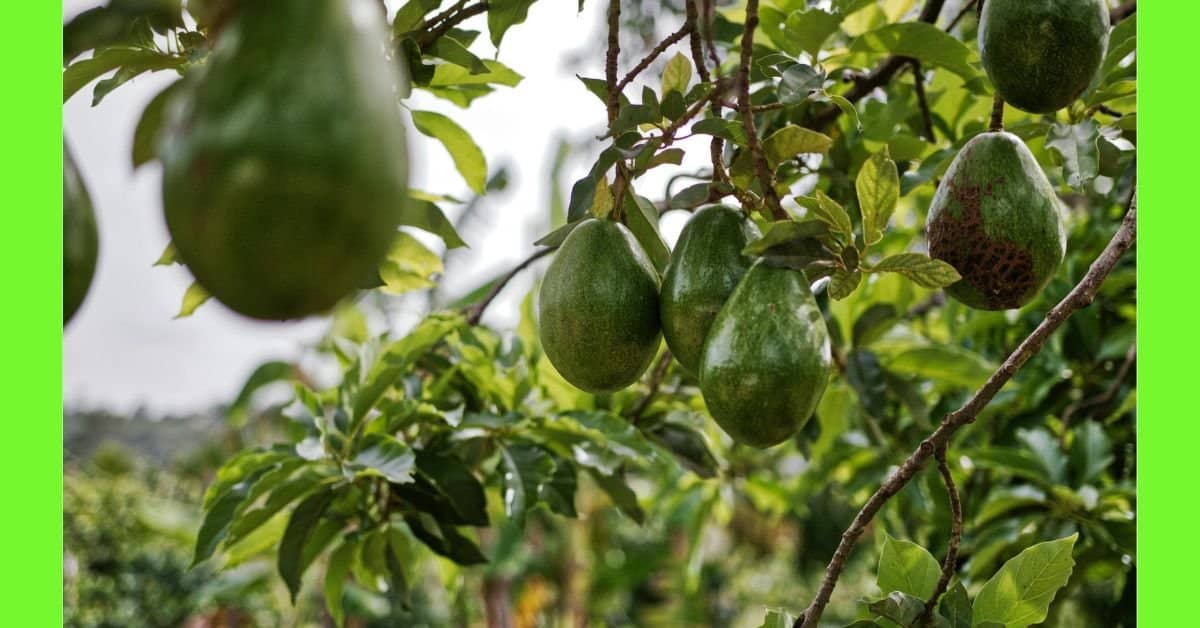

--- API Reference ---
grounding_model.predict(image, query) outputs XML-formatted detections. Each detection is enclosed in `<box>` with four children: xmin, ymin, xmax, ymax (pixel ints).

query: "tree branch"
<box><xmin>1111</xmin><ymin>1</ymin><xmax>1136</xmax><ymax>24</ymax></box>
<box><xmin>629</xmin><ymin>351</ymin><xmax>673</xmax><ymax>424</ymax></box>
<box><xmin>796</xmin><ymin>191</ymin><xmax>1137</xmax><ymax>628</ymax></box>
<box><xmin>737</xmin><ymin>0</ymin><xmax>785</xmax><ymax>219</ymax></box>
<box><xmin>911</xmin><ymin>61</ymin><xmax>935</xmax><ymax>142</ymax></box>
<box><xmin>464</xmin><ymin>248</ymin><xmax>554</xmax><ymax>326</ymax></box>
<box><xmin>806</xmin><ymin>0</ymin><xmax>946</xmax><ymax>130</ymax></box>
<box><xmin>416</xmin><ymin>1</ymin><xmax>488</xmax><ymax>51</ymax></box>
<box><xmin>917</xmin><ymin>447</ymin><xmax>963</xmax><ymax>627</ymax></box>
<box><xmin>945</xmin><ymin>0</ymin><xmax>979</xmax><ymax>32</ymax></box>
<box><xmin>615</xmin><ymin>22</ymin><xmax>693</xmax><ymax>93</ymax></box>
<box><xmin>687</xmin><ymin>0</ymin><xmax>729</xmax><ymax>184</ymax></box>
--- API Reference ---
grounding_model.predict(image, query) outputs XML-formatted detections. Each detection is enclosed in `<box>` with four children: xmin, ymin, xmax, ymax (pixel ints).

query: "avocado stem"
<box><xmin>988</xmin><ymin>93</ymin><xmax>1005</xmax><ymax>132</ymax></box>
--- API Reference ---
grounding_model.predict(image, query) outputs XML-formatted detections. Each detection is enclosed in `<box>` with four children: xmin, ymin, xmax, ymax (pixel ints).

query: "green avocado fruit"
<box><xmin>160</xmin><ymin>0</ymin><xmax>409</xmax><ymax>320</ymax></box>
<box><xmin>660</xmin><ymin>206</ymin><xmax>761</xmax><ymax>375</ymax></box>
<box><xmin>64</xmin><ymin>142</ymin><xmax>99</xmax><ymax>326</ymax></box>
<box><xmin>926</xmin><ymin>132</ymin><xmax>1066</xmax><ymax>310</ymax></box>
<box><xmin>538</xmin><ymin>219</ymin><xmax>662</xmax><ymax>393</ymax></box>
<box><xmin>979</xmin><ymin>0</ymin><xmax>1110</xmax><ymax>113</ymax></box>
<box><xmin>699</xmin><ymin>261</ymin><xmax>832</xmax><ymax>448</ymax></box>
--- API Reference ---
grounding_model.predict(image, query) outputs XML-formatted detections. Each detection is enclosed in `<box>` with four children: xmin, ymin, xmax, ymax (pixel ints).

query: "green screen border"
<box><xmin>2</xmin><ymin>1</ymin><xmax>62</xmax><ymax>625</ymax></box>
<box><xmin>2</xmin><ymin>0</ymin><xmax>1179</xmax><ymax>623</ymax></box>
<box><xmin>1139</xmin><ymin>1</ymin><xmax>1188</xmax><ymax>622</ymax></box>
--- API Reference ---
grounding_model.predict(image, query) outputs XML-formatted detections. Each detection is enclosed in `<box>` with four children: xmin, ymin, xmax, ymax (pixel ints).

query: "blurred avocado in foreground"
<box><xmin>64</xmin><ymin>141</ymin><xmax>99</xmax><ymax>326</ymax></box>
<box><xmin>160</xmin><ymin>0</ymin><xmax>410</xmax><ymax>321</ymax></box>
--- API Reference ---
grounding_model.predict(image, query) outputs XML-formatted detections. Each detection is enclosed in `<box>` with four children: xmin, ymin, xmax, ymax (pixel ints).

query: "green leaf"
<box><xmin>973</xmin><ymin>534</ymin><xmax>1078</xmax><ymax>627</ymax></box>
<box><xmin>852</xmin><ymin>303</ymin><xmax>900</xmax><ymax>347</ymax></box>
<box><xmin>352</xmin><ymin>313</ymin><xmax>463</xmax><ymax>420</ymax></box>
<box><xmin>415</xmin><ymin>448</ymin><xmax>489</xmax><ymax>526</ymax></box>
<box><xmin>625</xmin><ymin>195</ymin><xmax>672</xmax><ymax>273</ymax></box>
<box><xmin>692</xmin><ymin>118</ymin><xmax>749</xmax><ymax>146</ymax></box>
<box><xmin>757</xmin><ymin>608</ymin><xmax>797</xmax><ymax>628</ymax></box>
<box><xmin>856</xmin><ymin>147</ymin><xmax>899</xmax><ymax>246</ymax></box>
<box><xmin>853</xmin><ymin>23</ymin><xmax>980</xmax><ymax>81</ymax></box>
<box><xmin>884</xmin><ymin>346</ymin><xmax>993</xmax><ymax>388</ymax></box>
<box><xmin>399</xmin><ymin>197</ymin><xmax>467</xmax><ymax>248</ymax></box>
<box><xmin>828</xmin><ymin>268</ymin><xmax>862</xmax><ymax>300</ymax></box>
<box><xmin>500</xmin><ymin>442</ymin><xmax>556</xmax><ymax>525</ymax></box>
<box><xmin>226</xmin><ymin>464</ymin><xmax>328</xmax><ymax>547</ymax></box>
<box><xmin>871</xmin><ymin>253</ymin><xmax>961</xmax><ymax>288</ymax></box>
<box><xmin>324</xmin><ymin>537</ymin><xmax>358</xmax><ymax>628</ymax></box>
<box><xmin>807</xmin><ymin>190</ymin><xmax>853</xmax><ymax>237</ymax></box>
<box><xmin>540</xmin><ymin>457</ymin><xmax>578</xmax><ymax>517</ymax></box>
<box><xmin>534</xmin><ymin>218</ymin><xmax>584</xmax><ymax>247</ymax></box>
<box><xmin>647</xmin><ymin>421</ymin><xmax>719</xmax><ymax>478</ymax></box>
<box><xmin>846</xmin><ymin>349</ymin><xmax>887</xmax><ymax>418</ymax></box>
<box><xmin>488</xmin><ymin>0</ymin><xmax>537</xmax><ymax>47</ymax></box>
<box><xmin>1045</xmin><ymin>120</ymin><xmax>1100</xmax><ymax>190</ymax></box>
<box><xmin>763</xmin><ymin>125</ymin><xmax>834</xmax><ymax>164</ymax></box>
<box><xmin>227</xmin><ymin>360</ymin><xmax>294</xmax><ymax>427</ymax></box>
<box><xmin>351</xmin><ymin>434</ymin><xmax>416</xmax><ymax>484</ymax></box>
<box><xmin>868</xmin><ymin>591</ymin><xmax>928</xmax><ymax>626</ymax></box>
<box><xmin>815</xmin><ymin>90</ymin><xmax>862</xmax><ymax>130</ymax></box>
<box><xmin>587</xmin><ymin>468</ymin><xmax>645</xmax><ymax>524</ymax></box>
<box><xmin>661</xmin><ymin>52</ymin><xmax>692</xmax><ymax>95</ymax></box>
<box><xmin>278</xmin><ymin>487</ymin><xmax>338</xmax><ymax>601</ymax></box>
<box><xmin>1085</xmin><ymin>79</ymin><xmax>1135</xmax><ymax>107</ymax></box>
<box><xmin>878</xmin><ymin>534</ymin><xmax>942</xmax><ymax>600</ymax></box>
<box><xmin>1100</xmin><ymin>14</ymin><xmax>1136</xmax><ymax>80</ymax></box>
<box><xmin>63</xmin><ymin>46</ymin><xmax>183</xmax><ymax>102</ymax></box>
<box><xmin>429</xmin><ymin>59</ymin><xmax>523</xmax><ymax>87</ymax></box>
<box><xmin>193</xmin><ymin>481</ymin><xmax>256</xmax><ymax>566</ymax></box>
<box><xmin>131</xmin><ymin>80</ymin><xmax>179</xmax><ymax>167</ymax></box>
<box><xmin>403</xmin><ymin>514</ymin><xmax>488</xmax><ymax>565</ymax></box>
<box><xmin>778</xmin><ymin>63</ymin><xmax>825</xmax><ymax>104</ymax></box>
<box><xmin>1069</xmin><ymin>421</ymin><xmax>1113</xmax><ymax>485</ymax></box>
<box><xmin>175</xmin><ymin>282</ymin><xmax>210</xmax><ymax>318</ymax></box>
<box><xmin>153</xmin><ymin>241</ymin><xmax>179</xmax><ymax>266</ymax></box>
<box><xmin>427</xmin><ymin>36</ymin><xmax>489</xmax><ymax>74</ymax></box>
<box><xmin>378</xmin><ymin>232</ymin><xmax>444</xmax><ymax>295</ymax></box>
<box><xmin>784</xmin><ymin>8</ymin><xmax>842</xmax><ymax>56</ymax></box>
<box><xmin>412</xmin><ymin>110</ymin><xmax>488</xmax><ymax>195</ymax></box>
<box><xmin>940</xmin><ymin>581</ymin><xmax>973</xmax><ymax>628</ymax></box>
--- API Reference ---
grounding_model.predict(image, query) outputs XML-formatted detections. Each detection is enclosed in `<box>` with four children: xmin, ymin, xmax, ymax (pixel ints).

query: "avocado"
<box><xmin>64</xmin><ymin>142</ymin><xmax>99</xmax><ymax>325</ymax></box>
<box><xmin>660</xmin><ymin>206</ymin><xmax>760</xmax><ymax>374</ymax></box>
<box><xmin>160</xmin><ymin>0</ymin><xmax>409</xmax><ymax>320</ymax></box>
<box><xmin>538</xmin><ymin>219</ymin><xmax>662</xmax><ymax>393</ymax></box>
<box><xmin>926</xmin><ymin>132</ymin><xmax>1066</xmax><ymax>310</ymax></box>
<box><xmin>979</xmin><ymin>0</ymin><xmax>1110</xmax><ymax>113</ymax></box>
<box><xmin>699</xmin><ymin>261</ymin><xmax>832</xmax><ymax>448</ymax></box>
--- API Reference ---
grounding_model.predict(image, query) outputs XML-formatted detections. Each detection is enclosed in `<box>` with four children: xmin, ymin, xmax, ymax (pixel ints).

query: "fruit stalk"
<box><xmin>796</xmin><ymin>190</ymin><xmax>1137</xmax><ymax>628</ymax></box>
<box><xmin>988</xmin><ymin>92</ymin><xmax>1004</xmax><ymax>131</ymax></box>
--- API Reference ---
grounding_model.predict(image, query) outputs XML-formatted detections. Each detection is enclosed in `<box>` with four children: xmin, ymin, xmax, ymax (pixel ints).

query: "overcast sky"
<box><xmin>64</xmin><ymin>1</ymin><xmax>703</xmax><ymax>415</ymax></box>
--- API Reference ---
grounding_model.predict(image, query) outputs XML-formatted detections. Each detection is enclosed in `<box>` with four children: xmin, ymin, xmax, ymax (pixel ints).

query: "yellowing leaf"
<box><xmin>763</xmin><ymin>125</ymin><xmax>833</xmax><ymax>165</ymax></box>
<box><xmin>661</xmin><ymin>52</ymin><xmax>692</xmax><ymax>95</ymax></box>
<box><xmin>176</xmin><ymin>282</ymin><xmax>210</xmax><ymax>319</ymax></box>
<box><xmin>871</xmin><ymin>253</ymin><xmax>961</xmax><ymax>288</ymax></box>
<box><xmin>856</xmin><ymin>147</ymin><xmax>899</xmax><ymax>246</ymax></box>
<box><xmin>379</xmin><ymin>232</ymin><xmax>443</xmax><ymax>295</ymax></box>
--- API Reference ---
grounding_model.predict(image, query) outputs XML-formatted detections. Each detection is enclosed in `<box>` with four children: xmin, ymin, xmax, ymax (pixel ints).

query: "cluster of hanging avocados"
<box><xmin>159</xmin><ymin>0</ymin><xmax>410</xmax><ymax>321</ymax></box>
<box><xmin>538</xmin><ymin>208</ymin><xmax>832</xmax><ymax>449</ymax></box>
<box><xmin>926</xmin><ymin>0</ymin><xmax>1110</xmax><ymax>310</ymax></box>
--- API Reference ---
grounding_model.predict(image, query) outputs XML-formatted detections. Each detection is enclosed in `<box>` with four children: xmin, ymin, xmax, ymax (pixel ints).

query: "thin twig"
<box><xmin>806</xmin><ymin>0</ymin><xmax>946</xmax><ymax>130</ymax></box>
<box><xmin>416</xmin><ymin>2</ymin><xmax>488</xmax><ymax>51</ymax></box>
<box><xmin>604</xmin><ymin>0</ymin><xmax>629</xmax><ymax>219</ymax></box>
<box><xmin>1060</xmin><ymin>344</ymin><xmax>1136</xmax><ymax>443</ymax></box>
<box><xmin>917</xmin><ymin>447</ymin><xmax>963</xmax><ymax>627</ymax></box>
<box><xmin>687</xmin><ymin>0</ymin><xmax>728</xmax><ymax>184</ymax></box>
<box><xmin>464</xmin><ymin>248</ymin><xmax>554</xmax><ymax>326</ymax></box>
<box><xmin>737</xmin><ymin>0</ymin><xmax>785</xmax><ymax>219</ymax></box>
<box><xmin>629</xmin><ymin>351</ymin><xmax>673</xmax><ymax>424</ymax></box>
<box><xmin>615</xmin><ymin>22</ymin><xmax>693</xmax><ymax>93</ymax></box>
<box><xmin>945</xmin><ymin>0</ymin><xmax>979</xmax><ymax>32</ymax></box>
<box><xmin>659</xmin><ymin>78</ymin><xmax>734</xmax><ymax>146</ymax></box>
<box><xmin>796</xmin><ymin>191</ymin><xmax>1137</xmax><ymax>628</ymax></box>
<box><xmin>911</xmin><ymin>61</ymin><xmax>936</xmax><ymax>142</ymax></box>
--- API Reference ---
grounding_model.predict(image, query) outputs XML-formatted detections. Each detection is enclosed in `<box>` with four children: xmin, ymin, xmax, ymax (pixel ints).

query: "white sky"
<box><xmin>64</xmin><ymin>1</ymin><xmax>703</xmax><ymax>414</ymax></box>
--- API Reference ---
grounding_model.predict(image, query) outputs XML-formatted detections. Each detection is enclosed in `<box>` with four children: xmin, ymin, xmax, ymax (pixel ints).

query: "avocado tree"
<box><xmin>64</xmin><ymin>0</ymin><xmax>1137</xmax><ymax>625</ymax></box>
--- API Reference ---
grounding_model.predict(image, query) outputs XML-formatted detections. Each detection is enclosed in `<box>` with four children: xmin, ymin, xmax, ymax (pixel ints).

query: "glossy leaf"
<box><xmin>973</xmin><ymin>534</ymin><xmax>1078</xmax><ymax>627</ymax></box>
<box><xmin>877</xmin><ymin>534</ymin><xmax>941</xmax><ymax>599</ymax></box>
<box><xmin>857</xmin><ymin>148</ymin><xmax>899</xmax><ymax>246</ymax></box>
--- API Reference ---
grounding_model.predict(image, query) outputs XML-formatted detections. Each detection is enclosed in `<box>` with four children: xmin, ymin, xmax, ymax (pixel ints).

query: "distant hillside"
<box><xmin>64</xmin><ymin>409</ymin><xmax>226</xmax><ymax>465</ymax></box>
